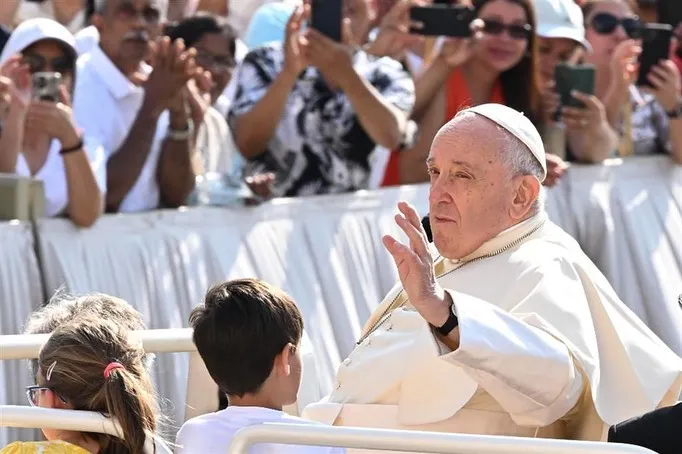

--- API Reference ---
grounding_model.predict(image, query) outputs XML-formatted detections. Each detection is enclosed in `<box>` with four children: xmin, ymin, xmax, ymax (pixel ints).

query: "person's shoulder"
<box><xmin>243</xmin><ymin>42</ymin><xmax>284</xmax><ymax>66</ymax></box>
<box><xmin>1</xmin><ymin>441</ymin><xmax>89</xmax><ymax>454</ymax></box>
<box><xmin>176</xmin><ymin>412</ymin><xmax>228</xmax><ymax>452</ymax></box>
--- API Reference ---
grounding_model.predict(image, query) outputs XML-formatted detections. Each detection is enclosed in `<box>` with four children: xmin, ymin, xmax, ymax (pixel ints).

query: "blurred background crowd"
<box><xmin>0</xmin><ymin>0</ymin><xmax>679</xmax><ymax>226</ymax></box>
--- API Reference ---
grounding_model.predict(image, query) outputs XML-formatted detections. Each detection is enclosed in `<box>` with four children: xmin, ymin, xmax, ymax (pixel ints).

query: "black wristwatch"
<box><xmin>665</xmin><ymin>99</ymin><xmax>682</xmax><ymax>119</ymax></box>
<box><xmin>434</xmin><ymin>300</ymin><xmax>459</xmax><ymax>336</ymax></box>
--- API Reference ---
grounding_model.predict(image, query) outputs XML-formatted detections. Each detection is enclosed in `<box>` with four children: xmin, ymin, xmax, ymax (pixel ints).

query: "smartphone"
<box><xmin>657</xmin><ymin>0</ymin><xmax>682</xmax><ymax>28</ymax></box>
<box><xmin>311</xmin><ymin>0</ymin><xmax>343</xmax><ymax>42</ymax></box>
<box><xmin>555</xmin><ymin>63</ymin><xmax>595</xmax><ymax>109</ymax></box>
<box><xmin>637</xmin><ymin>24</ymin><xmax>673</xmax><ymax>87</ymax></box>
<box><xmin>31</xmin><ymin>72</ymin><xmax>61</xmax><ymax>102</ymax></box>
<box><xmin>409</xmin><ymin>5</ymin><xmax>475</xmax><ymax>38</ymax></box>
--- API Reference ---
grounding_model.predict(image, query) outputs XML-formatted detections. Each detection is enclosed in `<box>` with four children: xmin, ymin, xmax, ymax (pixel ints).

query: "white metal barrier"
<box><xmin>0</xmin><ymin>405</ymin><xmax>161</xmax><ymax>454</ymax></box>
<box><xmin>0</xmin><ymin>328</ymin><xmax>320</xmax><ymax>424</ymax></box>
<box><xmin>227</xmin><ymin>424</ymin><xmax>657</xmax><ymax>454</ymax></box>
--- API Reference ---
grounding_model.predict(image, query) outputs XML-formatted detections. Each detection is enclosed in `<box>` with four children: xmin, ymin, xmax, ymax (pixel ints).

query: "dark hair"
<box><xmin>39</xmin><ymin>317</ymin><xmax>158</xmax><ymax>454</ymax></box>
<box><xmin>189</xmin><ymin>279</ymin><xmax>304</xmax><ymax>398</ymax></box>
<box><xmin>473</xmin><ymin>0</ymin><xmax>542</xmax><ymax>125</ymax></box>
<box><xmin>165</xmin><ymin>13</ymin><xmax>236</xmax><ymax>59</ymax></box>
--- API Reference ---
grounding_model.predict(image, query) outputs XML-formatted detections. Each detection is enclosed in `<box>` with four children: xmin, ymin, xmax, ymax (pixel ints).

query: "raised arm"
<box><xmin>229</xmin><ymin>8</ymin><xmax>307</xmax><ymax>160</ymax></box>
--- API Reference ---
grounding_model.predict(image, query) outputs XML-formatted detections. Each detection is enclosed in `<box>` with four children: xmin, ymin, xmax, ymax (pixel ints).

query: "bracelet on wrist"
<box><xmin>60</xmin><ymin>135</ymin><xmax>84</xmax><ymax>155</ymax></box>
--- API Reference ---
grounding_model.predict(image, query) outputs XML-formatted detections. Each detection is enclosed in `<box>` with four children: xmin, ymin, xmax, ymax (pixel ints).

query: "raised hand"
<box><xmin>366</xmin><ymin>0</ymin><xmax>424</xmax><ymax>59</ymax></box>
<box><xmin>562</xmin><ymin>91</ymin><xmax>608</xmax><ymax>132</ymax></box>
<box><xmin>25</xmin><ymin>85</ymin><xmax>80</xmax><ymax>149</ymax></box>
<box><xmin>0</xmin><ymin>55</ymin><xmax>31</xmax><ymax>112</ymax></box>
<box><xmin>283</xmin><ymin>5</ymin><xmax>309</xmax><ymax>78</ymax></box>
<box><xmin>382</xmin><ymin>201</ymin><xmax>449</xmax><ymax>327</ymax></box>
<box><xmin>303</xmin><ymin>21</ymin><xmax>355</xmax><ymax>89</ymax></box>
<box><xmin>144</xmin><ymin>37</ymin><xmax>197</xmax><ymax>115</ymax></box>
<box><xmin>643</xmin><ymin>59</ymin><xmax>681</xmax><ymax>112</ymax></box>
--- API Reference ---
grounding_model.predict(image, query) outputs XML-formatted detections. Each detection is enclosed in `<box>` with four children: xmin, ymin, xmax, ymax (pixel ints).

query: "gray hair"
<box><xmin>451</xmin><ymin>111</ymin><xmax>545</xmax><ymax>215</ymax></box>
<box><xmin>500</xmin><ymin>132</ymin><xmax>546</xmax><ymax>215</ymax></box>
<box><xmin>93</xmin><ymin>0</ymin><xmax>168</xmax><ymax>20</ymax></box>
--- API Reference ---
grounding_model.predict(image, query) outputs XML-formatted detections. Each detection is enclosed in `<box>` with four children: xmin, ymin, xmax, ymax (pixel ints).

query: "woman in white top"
<box><xmin>0</xmin><ymin>18</ymin><xmax>105</xmax><ymax>227</ymax></box>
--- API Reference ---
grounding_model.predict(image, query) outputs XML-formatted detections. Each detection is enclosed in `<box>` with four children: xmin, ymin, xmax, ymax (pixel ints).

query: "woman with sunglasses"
<box><xmin>1</xmin><ymin>316</ymin><xmax>168</xmax><ymax>454</ymax></box>
<box><xmin>535</xmin><ymin>0</ymin><xmax>617</xmax><ymax>184</ymax></box>
<box><xmin>0</xmin><ymin>18</ymin><xmax>104</xmax><ymax>227</ymax></box>
<box><xmin>581</xmin><ymin>0</ymin><xmax>682</xmax><ymax>162</ymax></box>
<box><xmin>384</xmin><ymin>0</ymin><xmax>542</xmax><ymax>185</ymax></box>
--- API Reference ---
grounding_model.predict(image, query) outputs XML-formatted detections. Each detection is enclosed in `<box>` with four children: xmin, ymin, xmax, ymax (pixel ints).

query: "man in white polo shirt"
<box><xmin>74</xmin><ymin>0</ymin><xmax>197</xmax><ymax>212</ymax></box>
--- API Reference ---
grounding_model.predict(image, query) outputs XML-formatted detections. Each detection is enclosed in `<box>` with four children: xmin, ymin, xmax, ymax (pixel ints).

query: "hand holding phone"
<box><xmin>409</xmin><ymin>4</ymin><xmax>475</xmax><ymax>37</ymax></box>
<box><xmin>31</xmin><ymin>72</ymin><xmax>61</xmax><ymax>103</ymax></box>
<box><xmin>311</xmin><ymin>0</ymin><xmax>343</xmax><ymax>42</ymax></box>
<box><xmin>554</xmin><ymin>63</ymin><xmax>595</xmax><ymax>109</ymax></box>
<box><xmin>636</xmin><ymin>24</ymin><xmax>673</xmax><ymax>87</ymax></box>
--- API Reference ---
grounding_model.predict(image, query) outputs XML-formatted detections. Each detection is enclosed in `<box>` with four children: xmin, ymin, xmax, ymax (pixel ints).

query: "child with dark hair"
<box><xmin>176</xmin><ymin>278</ymin><xmax>344</xmax><ymax>453</ymax></box>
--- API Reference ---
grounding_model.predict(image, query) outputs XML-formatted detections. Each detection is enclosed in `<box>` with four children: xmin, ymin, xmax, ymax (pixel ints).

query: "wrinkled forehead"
<box><xmin>429</xmin><ymin>113</ymin><xmax>508</xmax><ymax>165</ymax></box>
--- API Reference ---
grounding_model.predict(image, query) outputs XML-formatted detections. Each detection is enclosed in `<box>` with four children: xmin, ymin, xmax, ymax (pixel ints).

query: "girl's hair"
<box><xmin>38</xmin><ymin>317</ymin><xmax>158</xmax><ymax>454</ymax></box>
<box><xmin>472</xmin><ymin>0</ymin><xmax>542</xmax><ymax>126</ymax></box>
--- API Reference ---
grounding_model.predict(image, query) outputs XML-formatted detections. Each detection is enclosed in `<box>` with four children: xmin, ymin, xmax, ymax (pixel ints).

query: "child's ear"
<box><xmin>277</xmin><ymin>344</ymin><xmax>295</xmax><ymax>377</ymax></box>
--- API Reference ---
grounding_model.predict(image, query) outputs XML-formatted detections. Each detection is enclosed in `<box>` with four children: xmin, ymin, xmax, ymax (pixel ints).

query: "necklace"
<box><xmin>356</xmin><ymin>221</ymin><xmax>545</xmax><ymax>345</ymax></box>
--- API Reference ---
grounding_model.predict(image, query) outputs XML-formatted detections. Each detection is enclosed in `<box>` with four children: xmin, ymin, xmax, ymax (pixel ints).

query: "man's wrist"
<box><xmin>425</xmin><ymin>289</ymin><xmax>452</xmax><ymax>329</ymax></box>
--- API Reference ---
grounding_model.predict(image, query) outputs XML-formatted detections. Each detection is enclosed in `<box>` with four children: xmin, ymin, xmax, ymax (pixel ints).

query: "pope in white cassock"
<box><xmin>303</xmin><ymin>104</ymin><xmax>682</xmax><ymax>450</ymax></box>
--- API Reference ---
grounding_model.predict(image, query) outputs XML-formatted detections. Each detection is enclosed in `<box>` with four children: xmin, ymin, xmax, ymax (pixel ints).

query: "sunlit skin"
<box><xmin>473</xmin><ymin>0</ymin><xmax>530</xmax><ymax>74</ymax></box>
<box><xmin>537</xmin><ymin>37</ymin><xmax>583</xmax><ymax>87</ymax></box>
<box><xmin>426</xmin><ymin>114</ymin><xmax>540</xmax><ymax>259</ymax></box>
<box><xmin>93</xmin><ymin>0</ymin><xmax>163</xmax><ymax>76</ymax></box>
<box><xmin>583</xmin><ymin>1</ymin><xmax>634</xmax><ymax>63</ymax></box>
<box><xmin>192</xmin><ymin>32</ymin><xmax>234</xmax><ymax>104</ymax></box>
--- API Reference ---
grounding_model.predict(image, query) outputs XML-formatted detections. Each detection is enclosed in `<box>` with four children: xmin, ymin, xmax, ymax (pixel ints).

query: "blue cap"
<box><xmin>244</xmin><ymin>3</ymin><xmax>298</xmax><ymax>50</ymax></box>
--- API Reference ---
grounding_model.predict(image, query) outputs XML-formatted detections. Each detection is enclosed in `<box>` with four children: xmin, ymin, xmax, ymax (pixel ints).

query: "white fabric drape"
<box><xmin>0</xmin><ymin>221</ymin><xmax>44</xmax><ymax>444</ymax></box>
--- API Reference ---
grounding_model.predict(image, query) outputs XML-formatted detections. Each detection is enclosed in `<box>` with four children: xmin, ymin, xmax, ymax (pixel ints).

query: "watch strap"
<box><xmin>435</xmin><ymin>302</ymin><xmax>459</xmax><ymax>336</ymax></box>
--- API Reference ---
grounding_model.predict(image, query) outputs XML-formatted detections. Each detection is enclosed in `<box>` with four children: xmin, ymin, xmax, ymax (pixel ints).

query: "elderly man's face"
<box><xmin>426</xmin><ymin>115</ymin><xmax>529</xmax><ymax>259</ymax></box>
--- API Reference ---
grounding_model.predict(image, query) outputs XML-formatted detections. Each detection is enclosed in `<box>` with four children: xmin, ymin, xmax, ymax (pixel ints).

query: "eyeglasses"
<box><xmin>590</xmin><ymin>13</ymin><xmax>642</xmax><ymax>39</ymax></box>
<box><xmin>481</xmin><ymin>19</ymin><xmax>532</xmax><ymax>40</ymax></box>
<box><xmin>22</xmin><ymin>54</ymin><xmax>72</xmax><ymax>74</ymax></box>
<box><xmin>115</xmin><ymin>2</ymin><xmax>161</xmax><ymax>23</ymax></box>
<box><xmin>25</xmin><ymin>385</ymin><xmax>68</xmax><ymax>407</ymax></box>
<box><xmin>194</xmin><ymin>50</ymin><xmax>236</xmax><ymax>72</ymax></box>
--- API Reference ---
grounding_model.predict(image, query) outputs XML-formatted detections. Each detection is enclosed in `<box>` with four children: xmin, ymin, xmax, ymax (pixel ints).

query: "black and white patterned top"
<box><xmin>228</xmin><ymin>42</ymin><xmax>415</xmax><ymax>197</ymax></box>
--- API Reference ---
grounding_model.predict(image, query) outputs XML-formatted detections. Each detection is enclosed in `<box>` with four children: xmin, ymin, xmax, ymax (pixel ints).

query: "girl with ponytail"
<box><xmin>2</xmin><ymin>316</ymin><xmax>166</xmax><ymax>454</ymax></box>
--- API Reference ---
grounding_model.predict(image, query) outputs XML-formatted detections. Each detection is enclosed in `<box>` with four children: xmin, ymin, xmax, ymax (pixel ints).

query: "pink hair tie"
<box><xmin>103</xmin><ymin>362</ymin><xmax>125</xmax><ymax>379</ymax></box>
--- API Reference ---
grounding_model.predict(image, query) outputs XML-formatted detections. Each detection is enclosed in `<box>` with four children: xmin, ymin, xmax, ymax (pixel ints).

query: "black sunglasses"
<box><xmin>22</xmin><ymin>53</ymin><xmax>72</xmax><ymax>74</ymax></box>
<box><xmin>590</xmin><ymin>13</ymin><xmax>642</xmax><ymax>39</ymax></box>
<box><xmin>482</xmin><ymin>19</ymin><xmax>532</xmax><ymax>40</ymax></box>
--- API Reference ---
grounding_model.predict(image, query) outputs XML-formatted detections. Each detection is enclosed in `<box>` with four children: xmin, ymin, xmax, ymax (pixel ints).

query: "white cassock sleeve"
<box><xmin>441</xmin><ymin>290</ymin><xmax>584</xmax><ymax>427</ymax></box>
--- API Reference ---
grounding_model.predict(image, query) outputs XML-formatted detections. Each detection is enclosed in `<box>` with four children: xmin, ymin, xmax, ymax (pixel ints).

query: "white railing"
<box><xmin>0</xmin><ymin>328</ymin><xmax>318</xmax><ymax>422</ymax></box>
<box><xmin>227</xmin><ymin>424</ymin><xmax>657</xmax><ymax>454</ymax></box>
<box><xmin>0</xmin><ymin>405</ymin><xmax>158</xmax><ymax>454</ymax></box>
<box><xmin>0</xmin><ymin>328</ymin><xmax>196</xmax><ymax>360</ymax></box>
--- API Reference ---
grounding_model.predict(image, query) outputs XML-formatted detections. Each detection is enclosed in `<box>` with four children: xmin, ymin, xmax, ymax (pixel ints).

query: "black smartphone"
<box><xmin>409</xmin><ymin>5</ymin><xmax>475</xmax><ymax>38</ymax></box>
<box><xmin>311</xmin><ymin>0</ymin><xmax>343</xmax><ymax>42</ymax></box>
<box><xmin>32</xmin><ymin>72</ymin><xmax>61</xmax><ymax>102</ymax></box>
<box><xmin>555</xmin><ymin>63</ymin><xmax>595</xmax><ymax>109</ymax></box>
<box><xmin>657</xmin><ymin>0</ymin><xmax>682</xmax><ymax>28</ymax></box>
<box><xmin>637</xmin><ymin>24</ymin><xmax>673</xmax><ymax>87</ymax></box>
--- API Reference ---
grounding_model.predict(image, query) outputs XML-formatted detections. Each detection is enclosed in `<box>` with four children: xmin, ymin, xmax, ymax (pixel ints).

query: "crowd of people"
<box><xmin>0</xmin><ymin>0</ymin><xmax>681</xmax><ymax>453</ymax></box>
<box><xmin>0</xmin><ymin>0</ymin><xmax>679</xmax><ymax>226</ymax></box>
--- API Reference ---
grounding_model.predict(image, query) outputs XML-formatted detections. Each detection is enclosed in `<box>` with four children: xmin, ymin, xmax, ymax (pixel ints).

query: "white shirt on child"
<box><xmin>175</xmin><ymin>406</ymin><xmax>346</xmax><ymax>454</ymax></box>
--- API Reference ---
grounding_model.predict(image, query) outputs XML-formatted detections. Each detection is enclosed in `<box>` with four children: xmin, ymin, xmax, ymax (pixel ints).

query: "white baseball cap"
<box><xmin>535</xmin><ymin>0</ymin><xmax>591</xmax><ymax>50</ymax></box>
<box><xmin>459</xmin><ymin>104</ymin><xmax>547</xmax><ymax>182</ymax></box>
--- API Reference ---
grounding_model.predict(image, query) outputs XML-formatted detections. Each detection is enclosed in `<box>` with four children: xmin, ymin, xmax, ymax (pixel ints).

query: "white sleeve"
<box><xmin>441</xmin><ymin>290</ymin><xmax>583</xmax><ymax>427</ymax></box>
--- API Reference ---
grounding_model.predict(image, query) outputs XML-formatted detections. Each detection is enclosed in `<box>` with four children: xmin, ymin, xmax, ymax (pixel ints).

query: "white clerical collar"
<box><xmin>447</xmin><ymin>212</ymin><xmax>548</xmax><ymax>264</ymax></box>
